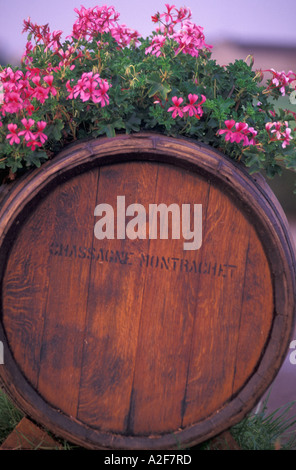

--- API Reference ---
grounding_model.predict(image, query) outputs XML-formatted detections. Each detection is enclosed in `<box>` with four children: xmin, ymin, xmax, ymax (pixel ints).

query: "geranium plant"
<box><xmin>0</xmin><ymin>4</ymin><xmax>295</xmax><ymax>186</ymax></box>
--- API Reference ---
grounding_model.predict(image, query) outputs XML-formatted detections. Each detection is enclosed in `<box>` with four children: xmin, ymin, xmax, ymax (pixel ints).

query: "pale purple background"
<box><xmin>1</xmin><ymin>0</ymin><xmax>296</xmax><ymax>63</ymax></box>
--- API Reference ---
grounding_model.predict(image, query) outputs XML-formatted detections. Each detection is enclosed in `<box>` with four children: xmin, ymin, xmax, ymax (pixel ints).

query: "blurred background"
<box><xmin>0</xmin><ymin>0</ymin><xmax>296</xmax><ymax>439</ymax></box>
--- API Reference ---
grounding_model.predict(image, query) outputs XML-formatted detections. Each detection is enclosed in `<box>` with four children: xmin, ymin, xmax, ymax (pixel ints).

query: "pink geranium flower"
<box><xmin>6</xmin><ymin>123</ymin><xmax>20</xmax><ymax>145</ymax></box>
<box><xmin>146</xmin><ymin>6</ymin><xmax>210</xmax><ymax>58</ymax></box>
<box><xmin>31</xmin><ymin>76</ymin><xmax>50</xmax><ymax>103</ymax></box>
<box><xmin>182</xmin><ymin>94</ymin><xmax>198</xmax><ymax>116</ymax></box>
<box><xmin>167</xmin><ymin>96</ymin><xmax>184</xmax><ymax>118</ymax></box>
<box><xmin>95</xmin><ymin>79</ymin><xmax>110</xmax><ymax>107</ymax></box>
<box><xmin>217</xmin><ymin>120</ymin><xmax>236</xmax><ymax>141</ymax></box>
<box><xmin>66</xmin><ymin>80</ymin><xmax>74</xmax><ymax>99</ymax></box>
<box><xmin>248</xmin><ymin>127</ymin><xmax>258</xmax><ymax>146</ymax></box>
<box><xmin>183</xmin><ymin>93</ymin><xmax>206</xmax><ymax>118</ymax></box>
<box><xmin>153</xmin><ymin>4</ymin><xmax>192</xmax><ymax>30</ymax></box>
<box><xmin>266</xmin><ymin>121</ymin><xmax>293</xmax><ymax>148</ymax></box>
<box><xmin>264</xmin><ymin>69</ymin><xmax>296</xmax><ymax>96</ymax></box>
<box><xmin>18</xmin><ymin>118</ymin><xmax>35</xmax><ymax>141</ymax></box>
<box><xmin>44</xmin><ymin>30</ymin><xmax>63</xmax><ymax>52</ymax></box>
<box><xmin>2</xmin><ymin>91</ymin><xmax>23</xmax><ymax>114</ymax></box>
<box><xmin>232</xmin><ymin>122</ymin><xmax>249</xmax><ymax>145</ymax></box>
<box><xmin>69</xmin><ymin>5</ymin><xmax>140</xmax><ymax>47</ymax></box>
<box><xmin>26</xmin><ymin>139</ymin><xmax>43</xmax><ymax>151</ymax></box>
<box><xmin>145</xmin><ymin>34</ymin><xmax>167</xmax><ymax>57</ymax></box>
<box><xmin>110</xmin><ymin>24</ymin><xmax>140</xmax><ymax>48</ymax></box>
<box><xmin>173</xmin><ymin>21</ymin><xmax>212</xmax><ymax>58</ymax></box>
<box><xmin>43</xmin><ymin>75</ymin><xmax>57</xmax><ymax>97</ymax></box>
<box><xmin>161</xmin><ymin>4</ymin><xmax>177</xmax><ymax>24</ymax></box>
<box><xmin>79</xmin><ymin>72</ymin><xmax>101</xmax><ymax>102</ymax></box>
<box><xmin>66</xmin><ymin>72</ymin><xmax>111</xmax><ymax>106</ymax></box>
<box><xmin>218</xmin><ymin>120</ymin><xmax>257</xmax><ymax>146</ymax></box>
<box><xmin>36</xmin><ymin>121</ymin><xmax>48</xmax><ymax>143</ymax></box>
<box><xmin>282</xmin><ymin>127</ymin><xmax>292</xmax><ymax>148</ymax></box>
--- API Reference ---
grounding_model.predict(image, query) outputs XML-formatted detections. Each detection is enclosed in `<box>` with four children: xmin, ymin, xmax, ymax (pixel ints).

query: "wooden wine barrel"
<box><xmin>0</xmin><ymin>133</ymin><xmax>295</xmax><ymax>450</ymax></box>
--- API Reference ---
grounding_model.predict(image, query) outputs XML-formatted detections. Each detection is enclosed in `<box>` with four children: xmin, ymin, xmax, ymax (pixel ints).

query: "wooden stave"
<box><xmin>0</xmin><ymin>133</ymin><xmax>295</xmax><ymax>450</ymax></box>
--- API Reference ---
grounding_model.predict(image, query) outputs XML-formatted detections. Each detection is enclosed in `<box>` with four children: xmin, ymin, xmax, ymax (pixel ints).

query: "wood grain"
<box><xmin>77</xmin><ymin>162</ymin><xmax>158</xmax><ymax>432</ymax></box>
<box><xmin>0</xmin><ymin>134</ymin><xmax>294</xmax><ymax>450</ymax></box>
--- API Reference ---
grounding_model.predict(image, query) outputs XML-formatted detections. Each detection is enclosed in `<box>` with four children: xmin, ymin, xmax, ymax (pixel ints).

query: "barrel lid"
<box><xmin>0</xmin><ymin>134</ymin><xmax>295</xmax><ymax>449</ymax></box>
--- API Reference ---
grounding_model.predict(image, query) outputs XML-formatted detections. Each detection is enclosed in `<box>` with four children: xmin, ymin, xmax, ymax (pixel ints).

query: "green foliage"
<box><xmin>0</xmin><ymin>7</ymin><xmax>295</xmax><ymax>187</ymax></box>
<box><xmin>0</xmin><ymin>389</ymin><xmax>23</xmax><ymax>443</ymax></box>
<box><xmin>230</xmin><ymin>397</ymin><xmax>296</xmax><ymax>450</ymax></box>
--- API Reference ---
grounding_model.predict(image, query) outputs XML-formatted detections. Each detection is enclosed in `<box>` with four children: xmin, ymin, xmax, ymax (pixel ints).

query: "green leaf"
<box><xmin>98</xmin><ymin>120</ymin><xmax>126</xmax><ymax>138</ymax></box>
<box><xmin>52</xmin><ymin>120</ymin><xmax>65</xmax><ymax>140</ymax></box>
<box><xmin>147</xmin><ymin>76</ymin><xmax>171</xmax><ymax>101</ymax></box>
<box><xmin>125</xmin><ymin>114</ymin><xmax>141</xmax><ymax>133</ymax></box>
<box><xmin>24</xmin><ymin>150</ymin><xmax>48</xmax><ymax>168</ymax></box>
<box><xmin>7</xmin><ymin>158</ymin><xmax>23</xmax><ymax>173</ymax></box>
<box><xmin>46</xmin><ymin>119</ymin><xmax>64</xmax><ymax>141</ymax></box>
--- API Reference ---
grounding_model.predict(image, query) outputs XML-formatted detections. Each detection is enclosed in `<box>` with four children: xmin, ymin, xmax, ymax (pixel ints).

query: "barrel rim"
<box><xmin>0</xmin><ymin>133</ymin><xmax>295</xmax><ymax>450</ymax></box>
